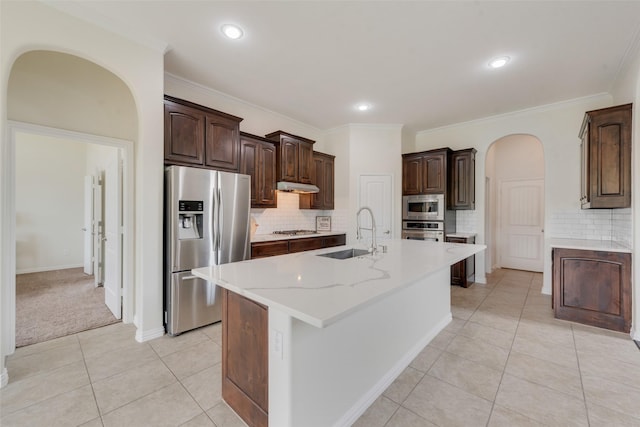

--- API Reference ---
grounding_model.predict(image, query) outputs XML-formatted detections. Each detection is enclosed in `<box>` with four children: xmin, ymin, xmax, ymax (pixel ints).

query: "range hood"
<box><xmin>277</xmin><ymin>181</ymin><xmax>319</xmax><ymax>194</ymax></box>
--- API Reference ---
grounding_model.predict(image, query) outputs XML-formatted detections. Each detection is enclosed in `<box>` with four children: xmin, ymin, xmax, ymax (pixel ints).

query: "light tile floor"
<box><xmin>1</xmin><ymin>269</ymin><xmax>639</xmax><ymax>426</ymax></box>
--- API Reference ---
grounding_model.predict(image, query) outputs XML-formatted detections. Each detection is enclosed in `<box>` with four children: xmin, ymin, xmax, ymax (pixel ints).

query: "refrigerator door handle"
<box><xmin>213</xmin><ymin>187</ymin><xmax>222</xmax><ymax>263</ymax></box>
<box><xmin>181</xmin><ymin>275</ymin><xmax>199</xmax><ymax>281</ymax></box>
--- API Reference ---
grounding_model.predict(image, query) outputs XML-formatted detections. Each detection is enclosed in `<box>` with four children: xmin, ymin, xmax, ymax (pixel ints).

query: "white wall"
<box><xmin>610</xmin><ymin>37</ymin><xmax>640</xmax><ymax>340</ymax></box>
<box><xmin>15</xmin><ymin>132</ymin><xmax>86</xmax><ymax>273</ymax></box>
<box><xmin>1</xmin><ymin>0</ymin><xmax>165</xmax><ymax>386</ymax></box>
<box><xmin>348</xmin><ymin>124</ymin><xmax>403</xmax><ymax>243</ymax></box>
<box><xmin>413</xmin><ymin>94</ymin><xmax>613</xmax><ymax>294</ymax></box>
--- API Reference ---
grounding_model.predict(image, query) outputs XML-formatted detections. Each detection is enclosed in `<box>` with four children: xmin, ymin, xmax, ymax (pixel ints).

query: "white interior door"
<box><xmin>358</xmin><ymin>174</ymin><xmax>393</xmax><ymax>241</ymax></box>
<box><xmin>83</xmin><ymin>175</ymin><xmax>94</xmax><ymax>275</ymax></box>
<box><xmin>498</xmin><ymin>179</ymin><xmax>544</xmax><ymax>272</ymax></box>
<box><xmin>93</xmin><ymin>176</ymin><xmax>103</xmax><ymax>286</ymax></box>
<box><xmin>104</xmin><ymin>151</ymin><xmax>122</xmax><ymax>319</ymax></box>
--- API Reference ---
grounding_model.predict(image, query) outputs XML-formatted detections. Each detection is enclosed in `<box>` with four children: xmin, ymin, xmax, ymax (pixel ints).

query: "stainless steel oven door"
<box><xmin>401</xmin><ymin>229</ymin><xmax>444</xmax><ymax>242</ymax></box>
<box><xmin>402</xmin><ymin>194</ymin><xmax>444</xmax><ymax>221</ymax></box>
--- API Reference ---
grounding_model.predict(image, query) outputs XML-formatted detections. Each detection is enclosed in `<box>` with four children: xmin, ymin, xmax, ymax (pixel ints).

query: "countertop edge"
<box><xmin>547</xmin><ymin>238</ymin><xmax>632</xmax><ymax>253</ymax></box>
<box><xmin>251</xmin><ymin>231</ymin><xmax>347</xmax><ymax>243</ymax></box>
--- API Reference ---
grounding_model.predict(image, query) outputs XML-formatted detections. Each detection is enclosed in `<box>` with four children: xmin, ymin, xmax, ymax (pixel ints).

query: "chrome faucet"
<box><xmin>356</xmin><ymin>206</ymin><xmax>377</xmax><ymax>253</ymax></box>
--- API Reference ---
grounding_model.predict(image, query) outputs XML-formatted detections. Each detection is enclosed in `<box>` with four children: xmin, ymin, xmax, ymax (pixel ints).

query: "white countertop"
<box><xmin>192</xmin><ymin>239</ymin><xmax>485</xmax><ymax>328</ymax></box>
<box><xmin>251</xmin><ymin>231</ymin><xmax>346</xmax><ymax>243</ymax></box>
<box><xmin>548</xmin><ymin>238</ymin><xmax>631</xmax><ymax>253</ymax></box>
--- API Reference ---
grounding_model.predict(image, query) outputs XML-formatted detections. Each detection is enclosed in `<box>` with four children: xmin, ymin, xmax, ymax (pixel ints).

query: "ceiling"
<box><xmin>52</xmin><ymin>1</ymin><xmax>640</xmax><ymax>133</ymax></box>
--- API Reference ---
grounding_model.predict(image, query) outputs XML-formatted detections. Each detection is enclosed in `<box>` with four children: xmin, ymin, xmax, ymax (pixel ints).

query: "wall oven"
<box><xmin>402</xmin><ymin>194</ymin><xmax>444</xmax><ymax>221</ymax></box>
<box><xmin>401</xmin><ymin>221</ymin><xmax>444</xmax><ymax>242</ymax></box>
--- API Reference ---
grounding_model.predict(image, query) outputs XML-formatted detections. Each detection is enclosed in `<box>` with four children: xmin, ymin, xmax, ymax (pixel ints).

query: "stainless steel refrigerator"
<box><xmin>164</xmin><ymin>165</ymin><xmax>251</xmax><ymax>335</ymax></box>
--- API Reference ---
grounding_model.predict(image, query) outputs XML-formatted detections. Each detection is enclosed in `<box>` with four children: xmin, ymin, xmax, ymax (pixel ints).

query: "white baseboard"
<box><xmin>335</xmin><ymin>313</ymin><xmax>452</xmax><ymax>427</ymax></box>
<box><xmin>1</xmin><ymin>367</ymin><xmax>8</xmax><ymax>388</ymax></box>
<box><xmin>135</xmin><ymin>326</ymin><xmax>165</xmax><ymax>343</ymax></box>
<box><xmin>16</xmin><ymin>264</ymin><xmax>84</xmax><ymax>275</ymax></box>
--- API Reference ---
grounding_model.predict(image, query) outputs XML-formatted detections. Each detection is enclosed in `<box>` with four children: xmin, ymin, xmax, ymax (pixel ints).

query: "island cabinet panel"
<box><xmin>251</xmin><ymin>241</ymin><xmax>289</xmax><ymax>259</ymax></box>
<box><xmin>240</xmin><ymin>133</ymin><xmax>277</xmax><ymax>208</ymax></box>
<box><xmin>266</xmin><ymin>131</ymin><xmax>315</xmax><ymax>184</ymax></box>
<box><xmin>299</xmin><ymin>151</ymin><xmax>335</xmax><ymax>210</ymax></box>
<box><xmin>164</xmin><ymin>96</ymin><xmax>243</xmax><ymax>172</ymax></box>
<box><xmin>449</xmin><ymin>149</ymin><xmax>476</xmax><ymax>210</ymax></box>
<box><xmin>402</xmin><ymin>148</ymin><xmax>450</xmax><ymax>195</ymax></box>
<box><xmin>222</xmin><ymin>289</ymin><xmax>268</xmax><ymax>427</ymax></box>
<box><xmin>552</xmin><ymin>248</ymin><xmax>631</xmax><ymax>332</ymax></box>
<box><xmin>580</xmin><ymin>103</ymin><xmax>632</xmax><ymax>209</ymax></box>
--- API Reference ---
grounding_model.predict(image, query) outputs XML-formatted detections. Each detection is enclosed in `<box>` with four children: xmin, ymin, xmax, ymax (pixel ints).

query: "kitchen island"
<box><xmin>192</xmin><ymin>239</ymin><xmax>485</xmax><ymax>427</ymax></box>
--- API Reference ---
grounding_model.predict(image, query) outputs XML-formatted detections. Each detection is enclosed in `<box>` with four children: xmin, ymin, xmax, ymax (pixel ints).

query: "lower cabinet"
<box><xmin>251</xmin><ymin>234</ymin><xmax>346</xmax><ymax>259</ymax></box>
<box><xmin>446</xmin><ymin>235</ymin><xmax>475</xmax><ymax>287</ymax></box>
<box><xmin>552</xmin><ymin>248</ymin><xmax>631</xmax><ymax>333</ymax></box>
<box><xmin>222</xmin><ymin>289</ymin><xmax>268</xmax><ymax>427</ymax></box>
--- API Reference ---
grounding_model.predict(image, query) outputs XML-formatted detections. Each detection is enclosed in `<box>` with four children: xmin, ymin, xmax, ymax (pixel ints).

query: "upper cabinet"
<box><xmin>240</xmin><ymin>132</ymin><xmax>277</xmax><ymax>208</ymax></box>
<box><xmin>580</xmin><ymin>103</ymin><xmax>632</xmax><ymax>209</ymax></box>
<box><xmin>300</xmin><ymin>151</ymin><xmax>335</xmax><ymax>210</ymax></box>
<box><xmin>164</xmin><ymin>96</ymin><xmax>243</xmax><ymax>172</ymax></box>
<box><xmin>448</xmin><ymin>148</ymin><xmax>476</xmax><ymax>210</ymax></box>
<box><xmin>402</xmin><ymin>148</ymin><xmax>450</xmax><ymax>195</ymax></box>
<box><xmin>265</xmin><ymin>131</ymin><xmax>315</xmax><ymax>184</ymax></box>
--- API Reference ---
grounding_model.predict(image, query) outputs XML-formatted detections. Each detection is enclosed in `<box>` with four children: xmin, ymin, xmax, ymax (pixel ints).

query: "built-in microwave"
<box><xmin>402</xmin><ymin>194</ymin><xmax>444</xmax><ymax>221</ymax></box>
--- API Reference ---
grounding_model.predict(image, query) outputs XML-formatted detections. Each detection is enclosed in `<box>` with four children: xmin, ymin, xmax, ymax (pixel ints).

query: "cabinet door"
<box><xmin>279</xmin><ymin>136</ymin><xmax>299</xmax><ymax>182</ymax></box>
<box><xmin>205</xmin><ymin>113</ymin><xmax>240</xmax><ymax>172</ymax></box>
<box><xmin>164</xmin><ymin>101</ymin><xmax>205</xmax><ymax>165</ymax></box>
<box><xmin>323</xmin><ymin>234</ymin><xmax>346</xmax><ymax>248</ymax></box>
<box><xmin>423</xmin><ymin>153</ymin><xmax>446</xmax><ymax>194</ymax></box>
<box><xmin>298</xmin><ymin>141</ymin><xmax>314</xmax><ymax>184</ymax></box>
<box><xmin>258</xmin><ymin>142</ymin><xmax>277</xmax><ymax>208</ymax></box>
<box><xmin>588</xmin><ymin>105</ymin><xmax>631</xmax><ymax>208</ymax></box>
<box><xmin>222</xmin><ymin>290</ymin><xmax>268</xmax><ymax>427</ymax></box>
<box><xmin>553</xmin><ymin>248</ymin><xmax>631</xmax><ymax>332</ymax></box>
<box><xmin>322</xmin><ymin>156</ymin><xmax>335</xmax><ymax>210</ymax></box>
<box><xmin>580</xmin><ymin>122</ymin><xmax>590</xmax><ymax>208</ymax></box>
<box><xmin>402</xmin><ymin>155</ymin><xmax>423</xmax><ymax>195</ymax></box>
<box><xmin>449</xmin><ymin>150</ymin><xmax>475</xmax><ymax>210</ymax></box>
<box><xmin>240</xmin><ymin>137</ymin><xmax>258</xmax><ymax>207</ymax></box>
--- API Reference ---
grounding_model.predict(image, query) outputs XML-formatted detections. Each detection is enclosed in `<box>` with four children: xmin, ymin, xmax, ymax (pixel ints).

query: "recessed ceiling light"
<box><xmin>489</xmin><ymin>56</ymin><xmax>510</xmax><ymax>69</ymax></box>
<box><xmin>221</xmin><ymin>24</ymin><xmax>243</xmax><ymax>40</ymax></box>
<box><xmin>356</xmin><ymin>103</ymin><xmax>371</xmax><ymax>112</ymax></box>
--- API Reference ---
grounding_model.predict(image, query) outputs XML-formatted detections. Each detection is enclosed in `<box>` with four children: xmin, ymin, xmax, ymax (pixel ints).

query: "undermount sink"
<box><xmin>317</xmin><ymin>248</ymin><xmax>370</xmax><ymax>260</ymax></box>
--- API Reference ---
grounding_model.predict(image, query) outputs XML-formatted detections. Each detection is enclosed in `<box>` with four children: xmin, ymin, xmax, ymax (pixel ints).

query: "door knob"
<box><xmin>383</xmin><ymin>230</ymin><xmax>390</xmax><ymax>234</ymax></box>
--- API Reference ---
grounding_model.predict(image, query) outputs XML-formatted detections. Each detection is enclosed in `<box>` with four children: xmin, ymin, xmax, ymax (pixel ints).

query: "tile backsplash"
<box><xmin>547</xmin><ymin>208</ymin><xmax>631</xmax><ymax>247</ymax></box>
<box><xmin>455</xmin><ymin>210</ymin><xmax>479</xmax><ymax>234</ymax></box>
<box><xmin>251</xmin><ymin>192</ymin><xmax>347</xmax><ymax>235</ymax></box>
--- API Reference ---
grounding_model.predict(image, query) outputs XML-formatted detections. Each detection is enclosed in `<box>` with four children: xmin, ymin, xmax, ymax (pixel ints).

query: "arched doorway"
<box><xmin>5</xmin><ymin>50</ymin><xmax>137</xmax><ymax>350</ymax></box>
<box><xmin>485</xmin><ymin>134</ymin><xmax>545</xmax><ymax>273</ymax></box>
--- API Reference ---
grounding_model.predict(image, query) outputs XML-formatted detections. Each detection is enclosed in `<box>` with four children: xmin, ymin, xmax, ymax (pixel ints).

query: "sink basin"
<box><xmin>317</xmin><ymin>248</ymin><xmax>370</xmax><ymax>260</ymax></box>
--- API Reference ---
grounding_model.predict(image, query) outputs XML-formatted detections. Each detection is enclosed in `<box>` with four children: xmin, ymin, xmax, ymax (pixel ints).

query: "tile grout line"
<box><xmin>571</xmin><ymin>323</ymin><xmax>592</xmax><ymax>427</ymax></box>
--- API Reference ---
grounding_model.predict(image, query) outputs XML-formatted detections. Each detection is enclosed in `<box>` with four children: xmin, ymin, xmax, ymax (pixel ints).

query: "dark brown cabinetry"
<box><xmin>300</xmin><ymin>151</ymin><xmax>335</xmax><ymax>210</ymax></box>
<box><xmin>265</xmin><ymin>131</ymin><xmax>315</xmax><ymax>184</ymax></box>
<box><xmin>222</xmin><ymin>289</ymin><xmax>268</xmax><ymax>427</ymax></box>
<box><xmin>580</xmin><ymin>103</ymin><xmax>632</xmax><ymax>209</ymax></box>
<box><xmin>240</xmin><ymin>132</ymin><xmax>277</xmax><ymax>208</ymax></box>
<box><xmin>250</xmin><ymin>234</ymin><xmax>346</xmax><ymax>259</ymax></box>
<box><xmin>164</xmin><ymin>96</ymin><xmax>243</xmax><ymax>172</ymax></box>
<box><xmin>449</xmin><ymin>149</ymin><xmax>476</xmax><ymax>210</ymax></box>
<box><xmin>402</xmin><ymin>148</ymin><xmax>450</xmax><ymax>195</ymax></box>
<box><xmin>552</xmin><ymin>248</ymin><xmax>631</xmax><ymax>333</ymax></box>
<box><xmin>446</xmin><ymin>235</ymin><xmax>475</xmax><ymax>287</ymax></box>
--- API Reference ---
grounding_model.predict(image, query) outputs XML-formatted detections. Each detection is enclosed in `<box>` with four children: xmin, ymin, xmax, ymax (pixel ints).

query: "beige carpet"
<box><xmin>16</xmin><ymin>267</ymin><xmax>120</xmax><ymax>347</ymax></box>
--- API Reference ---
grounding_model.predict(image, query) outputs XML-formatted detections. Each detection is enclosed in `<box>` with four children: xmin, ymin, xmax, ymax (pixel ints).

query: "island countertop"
<box><xmin>192</xmin><ymin>239</ymin><xmax>485</xmax><ymax>328</ymax></box>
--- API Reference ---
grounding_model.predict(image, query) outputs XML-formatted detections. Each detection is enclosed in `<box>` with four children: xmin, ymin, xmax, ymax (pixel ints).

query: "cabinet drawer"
<box><xmin>324</xmin><ymin>234</ymin><xmax>346</xmax><ymax>248</ymax></box>
<box><xmin>251</xmin><ymin>241</ymin><xmax>289</xmax><ymax>259</ymax></box>
<box><xmin>289</xmin><ymin>237</ymin><xmax>324</xmax><ymax>253</ymax></box>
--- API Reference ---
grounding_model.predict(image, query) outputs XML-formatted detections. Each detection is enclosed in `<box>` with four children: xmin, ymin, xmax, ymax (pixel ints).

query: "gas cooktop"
<box><xmin>272</xmin><ymin>230</ymin><xmax>318</xmax><ymax>236</ymax></box>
